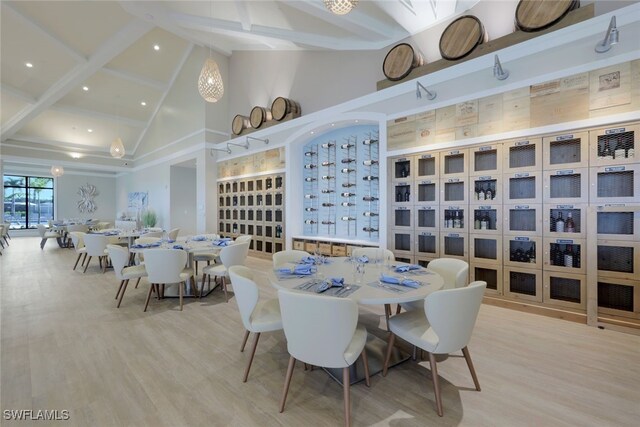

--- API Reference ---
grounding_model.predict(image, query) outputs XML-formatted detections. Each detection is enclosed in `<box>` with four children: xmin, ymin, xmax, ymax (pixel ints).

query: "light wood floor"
<box><xmin>1</xmin><ymin>237</ymin><xmax>639</xmax><ymax>426</ymax></box>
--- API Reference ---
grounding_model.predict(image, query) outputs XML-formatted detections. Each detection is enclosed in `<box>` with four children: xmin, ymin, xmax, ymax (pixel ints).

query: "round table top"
<box><xmin>269</xmin><ymin>257</ymin><xmax>444</xmax><ymax>306</ymax></box>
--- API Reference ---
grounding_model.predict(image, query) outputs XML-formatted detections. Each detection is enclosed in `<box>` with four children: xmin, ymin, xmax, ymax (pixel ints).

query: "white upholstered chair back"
<box><xmin>272</xmin><ymin>250</ymin><xmax>311</xmax><ymax>268</ymax></box>
<box><xmin>426</xmin><ymin>258</ymin><xmax>469</xmax><ymax>290</ymax></box>
<box><xmin>83</xmin><ymin>234</ymin><xmax>109</xmax><ymax>257</ymax></box>
<box><xmin>351</xmin><ymin>247</ymin><xmax>395</xmax><ymax>263</ymax></box>
<box><xmin>220</xmin><ymin>242</ymin><xmax>249</xmax><ymax>271</ymax></box>
<box><xmin>228</xmin><ymin>266</ymin><xmax>260</xmax><ymax>331</ymax></box>
<box><xmin>424</xmin><ymin>281</ymin><xmax>486</xmax><ymax>354</ymax></box>
<box><xmin>278</xmin><ymin>290</ymin><xmax>359</xmax><ymax>368</ymax></box>
<box><xmin>143</xmin><ymin>249</ymin><xmax>187</xmax><ymax>284</ymax></box>
<box><xmin>107</xmin><ymin>244</ymin><xmax>129</xmax><ymax>281</ymax></box>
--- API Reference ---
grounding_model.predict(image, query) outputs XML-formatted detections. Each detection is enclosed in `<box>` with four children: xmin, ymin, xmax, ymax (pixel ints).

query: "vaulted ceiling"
<box><xmin>1</xmin><ymin>0</ymin><xmax>478</xmax><ymax>165</ymax></box>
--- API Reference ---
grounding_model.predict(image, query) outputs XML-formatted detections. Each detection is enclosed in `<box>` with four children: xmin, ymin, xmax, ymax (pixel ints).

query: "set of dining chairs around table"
<box><xmin>54</xmin><ymin>225</ymin><xmax>487</xmax><ymax>425</ymax></box>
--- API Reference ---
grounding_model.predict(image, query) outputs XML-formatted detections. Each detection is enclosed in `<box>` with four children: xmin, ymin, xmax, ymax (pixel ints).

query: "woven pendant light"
<box><xmin>50</xmin><ymin>165</ymin><xmax>64</xmax><ymax>177</ymax></box>
<box><xmin>198</xmin><ymin>58</ymin><xmax>224</xmax><ymax>103</ymax></box>
<box><xmin>110</xmin><ymin>137</ymin><xmax>125</xmax><ymax>158</ymax></box>
<box><xmin>324</xmin><ymin>0</ymin><xmax>358</xmax><ymax>15</ymax></box>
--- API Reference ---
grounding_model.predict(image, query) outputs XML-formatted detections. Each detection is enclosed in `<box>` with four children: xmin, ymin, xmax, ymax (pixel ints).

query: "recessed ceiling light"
<box><xmin>87</xmin><ymin>129</ymin><xmax>93</xmax><ymax>133</ymax></box>
<box><xmin>140</xmin><ymin>101</ymin><xmax>147</xmax><ymax>106</ymax></box>
<box><xmin>153</xmin><ymin>44</ymin><xmax>160</xmax><ymax>51</ymax></box>
<box><xmin>25</xmin><ymin>62</ymin><xmax>33</xmax><ymax>68</ymax></box>
<box><xmin>82</xmin><ymin>86</ymin><xmax>89</xmax><ymax>91</ymax></box>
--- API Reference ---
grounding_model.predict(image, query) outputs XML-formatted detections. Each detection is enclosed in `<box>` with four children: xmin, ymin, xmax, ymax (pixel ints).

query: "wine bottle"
<box><xmin>363</xmin><ymin>160</ymin><xmax>379</xmax><ymax>166</ymax></box>
<box><xmin>362</xmin><ymin>175</ymin><xmax>379</xmax><ymax>181</ymax></box>
<box><xmin>341</xmin><ymin>192</ymin><xmax>355</xmax><ymax>197</ymax></box>
<box><xmin>304</xmin><ymin>164</ymin><xmax>317</xmax><ymax>169</ymax></box>
<box><xmin>362</xmin><ymin>139</ymin><xmax>378</xmax><ymax>145</ymax></box>
<box><xmin>555</xmin><ymin>212</ymin><xmax>565</xmax><ymax>233</ymax></box>
<box><xmin>362</xmin><ymin>196</ymin><xmax>378</xmax><ymax>202</ymax></box>
<box><xmin>566</xmin><ymin>213</ymin><xmax>576</xmax><ymax>233</ymax></box>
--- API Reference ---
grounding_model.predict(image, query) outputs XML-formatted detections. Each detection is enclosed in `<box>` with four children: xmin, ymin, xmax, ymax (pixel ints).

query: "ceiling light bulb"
<box><xmin>25</xmin><ymin>62</ymin><xmax>33</xmax><ymax>68</ymax></box>
<box><xmin>153</xmin><ymin>44</ymin><xmax>160</xmax><ymax>51</ymax></box>
<box><xmin>82</xmin><ymin>86</ymin><xmax>89</xmax><ymax>91</ymax></box>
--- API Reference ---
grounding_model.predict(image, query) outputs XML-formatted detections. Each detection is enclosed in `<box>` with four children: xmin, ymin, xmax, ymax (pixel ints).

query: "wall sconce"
<box><xmin>416</xmin><ymin>81</ymin><xmax>437</xmax><ymax>100</ymax></box>
<box><xmin>595</xmin><ymin>16</ymin><xmax>619</xmax><ymax>53</ymax></box>
<box><xmin>493</xmin><ymin>55</ymin><xmax>509</xmax><ymax>81</ymax></box>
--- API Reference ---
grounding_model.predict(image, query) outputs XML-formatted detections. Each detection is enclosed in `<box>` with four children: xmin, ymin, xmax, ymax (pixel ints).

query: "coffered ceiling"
<box><xmin>1</xmin><ymin>0</ymin><xmax>482</xmax><ymax>166</ymax></box>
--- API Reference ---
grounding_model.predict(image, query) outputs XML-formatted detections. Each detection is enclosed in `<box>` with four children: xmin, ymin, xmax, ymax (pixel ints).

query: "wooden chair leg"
<box><xmin>242</xmin><ymin>332</ymin><xmax>260</xmax><ymax>382</ymax></box>
<box><xmin>428</xmin><ymin>352</ymin><xmax>444</xmax><ymax>417</ymax></box>
<box><xmin>117</xmin><ymin>280</ymin><xmax>129</xmax><ymax>308</ymax></box>
<box><xmin>240</xmin><ymin>330</ymin><xmax>250</xmax><ymax>352</ymax></box>
<box><xmin>279</xmin><ymin>356</ymin><xmax>296</xmax><ymax>413</ymax></box>
<box><xmin>462</xmin><ymin>346</ymin><xmax>481</xmax><ymax>391</ymax></box>
<box><xmin>135</xmin><ymin>277</ymin><xmax>141</xmax><ymax>289</ymax></box>
<box><xmin>73</xmin><ymin>253</ymin><xmax>82</xmax><ymax>270</ymax></box>
<box><xmin>343</xmin><ymin>367</ymin><xmax>351</xmax><ymax>427</ymax></box>
<box><xmin>115</xmin><ymin>280</ymin><xmax>125</xmax><ymax>300</ymax></box>
<box><xmin>361</xmin><ymin>349</ymin><xmax>371</xmax><ymax>387</ymax></box>
<box><xmin>382</xmin><ymin>332</ymin><xmax>396</xmax><ymax>377</ymax></box>
<box><xmin>222</xmin><ymin>276</ymin><xmax>228</xmax><ymax>302</ymax></box>
<box><xmin>83</xmin><ymin>256</ymin><xmax>92</xmax><ymax>273</ymax></box>
<box><xmin>143</xmin><ymin>284</ymin><xmax>155</xmax><ymax>312</ymax></box>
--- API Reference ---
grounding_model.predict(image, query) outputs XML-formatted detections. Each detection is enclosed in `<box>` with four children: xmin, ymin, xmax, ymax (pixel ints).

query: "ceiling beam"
<box><xmin>2</xmin><ymin>2</ymin><xmax>87</xmax><ymax>64</ymax></box>
<box><xmin>1</xmin><ymin>19</ymin><xmax>154</xmax><ymax>142</ymax></box>
<box><xmin>101</xmin><ymin>67</ymin><xmax>167</xmax><ymax>91</ymax></box>
<box><xmin>132</xmin><ymin>43</ymin><xmax>194</xmax><ymax>155</ymax></box>
<box><xmin>50</xmin><ymin>104</ymin><xmax>147</xmax><ymax>128</ymax></box>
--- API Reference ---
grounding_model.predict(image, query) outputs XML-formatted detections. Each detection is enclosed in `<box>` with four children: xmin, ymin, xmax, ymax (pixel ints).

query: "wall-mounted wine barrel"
<box><xmin>383</xmin><ymin>43</ymin><xmax>424</xmax><ymax>81</ymax></box>
<box><xmin>250</xmin><ymin>106</ymin><xmax>272</xmax><ymax>129</ymax></box>
<box><xmin>271</xmin><ymin>97</ymin><xmax>301</xmax><ymax>121</ymax></box>
<box><xmin>439</xmin><ymin>15</ymin><xmax>488</xmax><ymax>61</ymax></box>
<box><xmin>232</xmin><ymin>114</ymin><xmax>251</xmax><ymax>136</ymax></box>
<box><xmin>515</xmin><ymin>0</ymin><xmax>580</xmax><ymax>32</ymax></box>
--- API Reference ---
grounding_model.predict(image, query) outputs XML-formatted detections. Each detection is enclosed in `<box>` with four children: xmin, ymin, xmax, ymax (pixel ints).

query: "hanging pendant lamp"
<box><xmin>50</xmin><ymin>165</ymin><xmax>64</xmax><ymax>177</ymax></box>
<box><xmin>110</xmin><ymin>137</ymin><xmax>125</xmax><ymax>158</ymax></box>
<box><xmin>198</xmin><ymin>57</ymin><xmax>224</xmax><ymax>103</ymax></box>
<box><xmin>324</xmin><ymin>0</ymin><xmax>358</xmax><ymax>15</ymax></box>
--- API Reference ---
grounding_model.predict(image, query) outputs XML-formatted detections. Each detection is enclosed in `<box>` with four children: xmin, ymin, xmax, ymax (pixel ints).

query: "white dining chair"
<box><xmin>69</xmin><ymin>232</ymin><xmax>87</xmax><ymax>271</ymax></box>
<box><xmin>167</xmin><ymin>228</ymin><xmax>180</xmax><ymax>240</ymax></box>
<box><xmin>272</xmin><ymin>250</ymin><xmax>311</xmax><ymax>268</ymax></box>
<box><xmin>82</xmin><ymin>234</ymin><xmax>110</xmax><ymax>273</ymax></box>
<box><xmin>201</xmin><ymin>242</ymin><xmax>249</xmax><ymax>302</ymax></box>
<box><xmin>383</xmin><ymin>281</ymin><xmax>486</xmax><ymax>417</ymax></box>
<box><xmin>228</xmin><ymin>266</ymin><xmax>283</xmax><ymax>382</ymax></box>
<box><xmin>277</xmin><ymin>289</ymin><xmax>370</xmax><ymax>427</ymax></box>
<box><xmin>107</xmin><ymin>245</ymin><xmax>147</xmax><ymax>308</ymax></box>
<box><xmin>36</xmin><ymin>224</ymin><xmax>59</xmax><ymax>250</ymax></box>
<box><xmin>143</xmin><ymin>249</ymin><xmax>195</xmax><ymax>312</ymax></box>
<box><xmin>351</xmin><ymin>247</ymin><xmax>395</xmax><ymax>263</ymax></box>
<box><xmin>399</xmin><ymin>258</ymin><xmax>469</xmax><ymax>313</ymax></box>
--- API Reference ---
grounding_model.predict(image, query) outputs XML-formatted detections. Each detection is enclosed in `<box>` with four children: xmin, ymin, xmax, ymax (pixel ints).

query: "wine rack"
<box><xmin>303</xmin><ymin>125</ymin><xmax>380</xmax><ymax>241</ymax></box>
<box><xmin>217</xmin><ymin>172</ymin><xmax>284</xmax><ymax>258</ymax></box>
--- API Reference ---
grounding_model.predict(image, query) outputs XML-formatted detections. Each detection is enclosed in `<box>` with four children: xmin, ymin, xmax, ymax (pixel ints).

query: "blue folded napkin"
<box><xmin>356</xmin><ymin>255</ymin><xmax>369</xmax><ymax>264</ymax></box>
<box><xmin>191</xmin><ymin>235</ymin><xmax>207</xmax><ymax>241</ymax></box>
<box><xmin>212</xmin><ymin>239</ymin><xmax>231</xmax><ymax>246</ymax></box>
<box><xmin>277</xmin><ymin>264</ymin><xmax>316</xmax><ymax>275</ymax></box>
<box><xmin>172</xmin><ymin>244</ymin><xmax>184</xmax><ymax>250</ymax></box>
<box><xmin>380</xmin><ymin>274</ymin><xmax>420</xmax><ymax>288</ymax></box>
<box><xmin>395</xmin><ymin>264</ymin><xmax>421</xmax><ymax>273</ymax></box>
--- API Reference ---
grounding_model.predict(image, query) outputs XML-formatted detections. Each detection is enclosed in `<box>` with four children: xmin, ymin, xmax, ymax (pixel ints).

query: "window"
<box><xmin>3</xmin><ymin>175</ymin><xmax>54</xmax><ymax>229</ymax></box>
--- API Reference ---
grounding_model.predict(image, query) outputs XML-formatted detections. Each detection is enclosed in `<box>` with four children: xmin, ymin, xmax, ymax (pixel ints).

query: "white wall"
<box><xmin>169</xmin><ymin>165</ymin><xmax>196</xmax><ymax>236</ymax></box>
<box><xmin>228</xmin><ymin>49</ymin><xmax>387</xmax><ymax>126</ymax></box>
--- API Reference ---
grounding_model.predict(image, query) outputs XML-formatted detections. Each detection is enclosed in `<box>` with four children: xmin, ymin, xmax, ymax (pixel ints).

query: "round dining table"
<box><xmin>268</xmin><ymin>257</ymin><xmax>444</xmax><ymax>384</ymax></box>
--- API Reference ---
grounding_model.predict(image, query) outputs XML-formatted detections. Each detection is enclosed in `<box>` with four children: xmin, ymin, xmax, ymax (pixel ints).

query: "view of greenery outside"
<box><xmin>3</xmin><ymin>175</ymin><xmax>54</xmax><ymax>229</ymax></box>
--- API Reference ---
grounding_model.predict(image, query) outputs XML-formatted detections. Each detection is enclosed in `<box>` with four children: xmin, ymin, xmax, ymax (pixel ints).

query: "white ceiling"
<box><xmin>0</xmin><ymin>0</ymin><xmax>478</xmax><ymax>165</ymax></box>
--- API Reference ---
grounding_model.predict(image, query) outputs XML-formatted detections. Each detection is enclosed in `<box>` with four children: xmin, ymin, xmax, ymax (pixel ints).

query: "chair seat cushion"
<box><xmin>122</xmin><ymin>265</ymin><xmax>147</xmax><ymax>280</ymax></box>
<box><xmin>343</xmin><ymin>325</ymin><xmax>368</xmax><ymax>367</ymax></box>
<box><xmin>389</xmin><ymin>309</ymin><xmax>439</xmax><ymax>353</ymax></box>
<box><xmin>202</xmin><ymin>264</ymin><xmax>226</xmax><ymax>276</ymax></box>
<box><xmin>249</xmin><ymin>299</ymin><xmax>282</xmax><ymax>333</ymax></box>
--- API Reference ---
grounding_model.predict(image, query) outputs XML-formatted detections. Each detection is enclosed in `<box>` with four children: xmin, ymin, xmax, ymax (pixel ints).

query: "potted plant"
<box><xmin>141</xmin><ymin>209</ymin><xmax>157</xmax><ymax>228</ymax></box>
